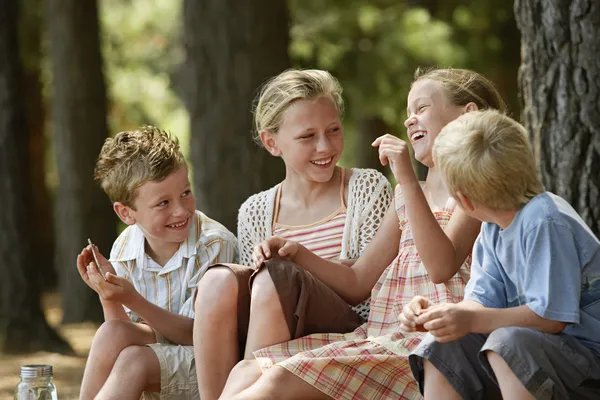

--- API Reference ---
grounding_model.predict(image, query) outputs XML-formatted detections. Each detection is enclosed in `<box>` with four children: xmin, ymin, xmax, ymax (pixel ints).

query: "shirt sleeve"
<box><xmin>179</xmin><ymin>235</ymin><xmax>238</xmax><ymax>318</ymax></box>
<box><xmin>522</xmin><ymin>220</ymin><xmax>581</xmax><ymax>323</ymax></box>
<box><xmin>464</xmin><ymin>231</ymin><xmax>507</xmax><ymax>308</ymax></box>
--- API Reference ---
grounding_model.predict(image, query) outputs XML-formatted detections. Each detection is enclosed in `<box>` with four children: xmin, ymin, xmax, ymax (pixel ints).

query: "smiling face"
<box><xmin>263</xmin><ymin>96</ymin><xmax>344</xmax><ymax>183</ymax></box>
<box><xmin>116</xmin><ymin>165</ymin><xmax>196</xmax><ymax>257</ymax></box>
<box><xmin>404</xmin><ymin>79</ymin><xmax>466</xmax><ymax>168</ymax></box>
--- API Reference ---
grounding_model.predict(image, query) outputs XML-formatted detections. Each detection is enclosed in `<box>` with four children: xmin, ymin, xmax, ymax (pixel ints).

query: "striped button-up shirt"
<box><xmin>109</xmin><ymin>209</ymin><xmax>238</xmax><ymax>321</ymax></box>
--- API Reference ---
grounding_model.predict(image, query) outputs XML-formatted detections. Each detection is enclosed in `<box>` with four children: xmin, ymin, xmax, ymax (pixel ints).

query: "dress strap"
<box><xmin>272</xmin><ymin>184</ymin><xmax>283</xmax><ymax>232</ymax></box>
<box><xmin>339</xmin><ymin>167</ymin><xmax>347</xmax><ymax>209</ymax></box>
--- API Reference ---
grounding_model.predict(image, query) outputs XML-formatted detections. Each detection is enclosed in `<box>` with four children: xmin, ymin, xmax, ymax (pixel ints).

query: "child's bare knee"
<box><xmin>250</xmin><ymin>269</ymin><xmax>278</xmax><ymax>305</ymax></box>
<box><xmin>195</xmin><ymin>267</ymin><xmax>238</xmax><ymax>310</ymax></box>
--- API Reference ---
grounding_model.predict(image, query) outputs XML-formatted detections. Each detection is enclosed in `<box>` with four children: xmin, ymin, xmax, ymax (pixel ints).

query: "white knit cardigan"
<box><xmin>237</xmin><ymin>168</ymin><xmax>393</xmax><ymax>319</ymax></box>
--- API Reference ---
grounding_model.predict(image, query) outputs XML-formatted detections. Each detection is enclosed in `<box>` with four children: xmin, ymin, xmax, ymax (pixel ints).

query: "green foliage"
<box><xmin>100</xmin><ymin>0</ymin><xmax>189</xmax><ymax>156</ymax></box>
<box><xmin>288</xmin><ymin>0</ymin><xmax>520</xmax><ymax>167</ymax></box>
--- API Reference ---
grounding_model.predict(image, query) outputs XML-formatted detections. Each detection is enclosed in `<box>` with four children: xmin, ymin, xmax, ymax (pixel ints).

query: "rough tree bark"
<box><xmin>182</xmin><ymin>0</ymin><xmax>289</xmax><ymax>233</ymax></box>
<box><xmin>0</xmin><ymin>0</ymin><xmax>72</xmax><ymax>354</ymax></box>
<box><xmin>46</xmin><ymin>0</ymin><xmax>116</xmax><ymax>322</ymax></box>
<box><xmin>515</xmin><ymin>0</ymin><xmax>600</xmax><ymax>234</ymax></box>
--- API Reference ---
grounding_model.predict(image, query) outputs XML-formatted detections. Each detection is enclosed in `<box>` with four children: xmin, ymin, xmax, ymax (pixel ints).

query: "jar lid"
<box><xmin>20</xmin><ymin>364</ymin><xmax>53</xmax><ymax>378</ymax></box>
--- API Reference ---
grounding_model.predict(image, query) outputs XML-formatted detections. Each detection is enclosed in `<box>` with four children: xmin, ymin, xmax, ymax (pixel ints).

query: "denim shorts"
<box><xmin>409</xmin><ymin>327</ymin><xmax>600</xmax><ymax>400</ymax></box>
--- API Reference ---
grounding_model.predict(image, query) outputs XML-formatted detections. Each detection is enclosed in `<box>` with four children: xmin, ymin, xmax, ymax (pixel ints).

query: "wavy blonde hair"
<box><xmin>433</xmin><ymin>110</ymin><xmax>543</xmax><ymax>210</ymax></box>
<box><xmin>414</xmin><ymin>68</ymin><xmax>506</xmax><ymax>113</ymax></box>
<box><xmin>94</xmin><ymin>125</ymin><xmax>186</xmax><ymax>208</ymax></box>
<box><xmin>252</xmin><ymin>69</ymin><xmax>344</xmax><ymax>146</ymax></box>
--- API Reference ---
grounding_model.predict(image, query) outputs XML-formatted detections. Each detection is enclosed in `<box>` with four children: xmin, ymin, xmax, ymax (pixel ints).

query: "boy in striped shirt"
<box><xmin>76</xmin><ymin>126</ymin><xmax>237</xmax><ymax>400</ymax></box>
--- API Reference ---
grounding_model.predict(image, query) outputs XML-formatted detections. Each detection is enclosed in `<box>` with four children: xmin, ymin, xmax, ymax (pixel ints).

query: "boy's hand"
<box><xmin>416</xmin><ymin>303</ymin><xmax>474</xmax><ymax>343</ymax></box>
<box><xmin>86</xmin><ymin>264</ymin><xmax>138</xmax><ymax>306</ymax></box>
<box><xmin>400</xmin><ymin>296</ymin><xmax>431</xmax><ymax>332</ymax></box>
<box><xmin>76</xmin><ymin>244</ymin><xmax>116</xmax><ymax>291</ymax></box>
<box><xmin>372</xmin><ymin>134</ymin><xmax>418</xmax><ymax>185</ymax></box>
<box><xmin>252</xmin><ymin>237</ymin><xmax>300</xmax><ymax>269</ymax></box>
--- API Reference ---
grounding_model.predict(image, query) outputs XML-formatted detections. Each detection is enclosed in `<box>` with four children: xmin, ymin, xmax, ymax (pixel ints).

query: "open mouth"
<box><xmin>410</xmin><ymin>131</ymin><xmax>426</xmax><ymax>142</ymax></box>
<box><xmin>166</xmin><ymin>217</ymin><xmax>189</xmax><ymax>229</ymax></box>
<box><xmin>310</xmin><ymin>157</ymin><xmax>333</xmax><ymax>167</ymax></box>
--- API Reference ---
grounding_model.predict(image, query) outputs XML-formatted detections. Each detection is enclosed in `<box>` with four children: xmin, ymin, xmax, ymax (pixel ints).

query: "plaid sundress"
<box><xmin>253</xmin><ymin>184</ymin><xmax>472</xmax><ymax>399</ymax></box>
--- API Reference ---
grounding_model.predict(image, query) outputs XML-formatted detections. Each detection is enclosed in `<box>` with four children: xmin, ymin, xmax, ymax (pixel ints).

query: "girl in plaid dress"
<box><xmin>224</xmin><ymin>69</ymin><xmax>508</xmax><ymax>400</ymax></box>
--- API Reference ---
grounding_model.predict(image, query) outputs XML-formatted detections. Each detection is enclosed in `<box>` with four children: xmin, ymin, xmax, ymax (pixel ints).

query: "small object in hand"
<box><xmin>87</xmin><ymin>238</ymin><xmax>107</xmax><ymax>281</ymax></box>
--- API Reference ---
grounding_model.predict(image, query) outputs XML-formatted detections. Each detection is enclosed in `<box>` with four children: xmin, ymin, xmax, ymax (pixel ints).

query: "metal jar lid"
<box><xmin>20</xmin><ymin>365</ymin><xmax>53</xmax><ymax>378</ymax></box>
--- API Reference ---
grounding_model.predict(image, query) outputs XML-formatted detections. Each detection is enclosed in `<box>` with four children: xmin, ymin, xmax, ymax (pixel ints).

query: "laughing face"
<box><xmin>125</xmin><ymin>165</ymin><xmax>196</xmax><ymax>256</ymax></box>
<box><xmin>268</xmin><ymin>96</ymin><xmax>344</xmax><ymax>183</ymax></box>
<box><xmin>404</xmin><ymin>79</ymin><xmax>466</xmax><ymax>168</ymax></box>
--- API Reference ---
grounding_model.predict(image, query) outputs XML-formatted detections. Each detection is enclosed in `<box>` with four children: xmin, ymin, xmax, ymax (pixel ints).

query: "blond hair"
<box><xmin>433</xmin><ymin>110</ymin><xmax>543</xmax><ymax>210</ymax></box>
<box><xmin>94</xmin><ymin>125</ymin><xmax>186</xmax><ymax>208</ymax></box>
<box><xmin>414</xmin><ymin>68</ymin><xmax>506</xmax><ymax>113</ymax></box>
<box><xmin>252</xmin><ymin>69</ymin><xmax>344</xmax><ymax>146</ymax></box>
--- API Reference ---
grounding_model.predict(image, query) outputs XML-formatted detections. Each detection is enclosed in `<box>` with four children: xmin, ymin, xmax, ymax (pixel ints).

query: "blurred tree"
<box><xmin>0</xmin><ymin>0</ymin><xmax>72</xmax><ymax>354</ymax></box>
<box><xmin>516</xmin><ymin>0</ymin><xmax>600</xmax><ymax>235</ymax></box>
<box><xmin>20</xmin><ymin>0</ymin><xmax>57</xmax><ymax>291</ymax></box>
<box><xmin>46</xmin><ymin>0</ymin><xmax>116</xmax><ymax>322</ymax></box>
<box><xmin>182</xmin><ymin>0</ymin><xmax>288</xmax><ymax>232</ymax></box>
<box><xmin>289</xmin><ymin>0</ymin><xmax>521</xmax><ymax>181</ymax></box>
<box><xmin>101</xmin><ymin>0</ymin><xmax>188</xmax><ymax>145</ymax></box>
<box><xmin>289</xmin><ymin>1</ymin><xmax>467</xmax><ymax>179</ymax></box>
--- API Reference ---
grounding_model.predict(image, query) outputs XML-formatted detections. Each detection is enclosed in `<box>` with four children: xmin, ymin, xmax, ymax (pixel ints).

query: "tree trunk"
<box><xmin>183</xmin><ymin>0</ymin><xmax>289</xmax><ymax>233</ymax></box>
<box><xmin>515</xmin><ymin>0</ymin><xmax>600</xmax><ymax>235</ymax></box>
<box><xmin>0</xmin><ymin>0</ymin><xmax>72</xmax><ymax>354</ymax></box>
<box><xmin>46</xmin><ymin>0</ymin><xmax>116</xmax><ymax>323</ymax></box>
<box><xmin>21</xmin><ymin>0</ymin><xmax>57</xmax><ymax>291</ymax></box>
<box><xmin>355</xmin><ymin>116</ymin><xmax>387</xmax><ymax>175</ymax></box>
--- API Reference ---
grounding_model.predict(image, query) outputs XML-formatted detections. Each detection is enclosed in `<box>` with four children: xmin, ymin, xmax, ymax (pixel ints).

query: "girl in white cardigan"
<box><xmin>192</xmin><ymin>69</ymin><xmax>393</xmax><ymax>400</ymax></box>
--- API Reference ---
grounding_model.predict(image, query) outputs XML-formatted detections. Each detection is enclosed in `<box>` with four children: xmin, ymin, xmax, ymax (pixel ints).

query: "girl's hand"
<box><xmin>416</xmin><ymin>302</ymin><xmax>474</xmax><ymax>343</ymax></box>
<box><xmin>252</xmin><ymin>237</ymin><xmax>300</xmax><ymax>269</ymax></box>
<box><xmin>400</xmin><ymin>296</ymin><xmax>431</xmax><ymax>332</ymax></box>
<box><xmin>372</xmin><ymin>134</ymin><xmax>418</xmax><ymax>185</ymax></box>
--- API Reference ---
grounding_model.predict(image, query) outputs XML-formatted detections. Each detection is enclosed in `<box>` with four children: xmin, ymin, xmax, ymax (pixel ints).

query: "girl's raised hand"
<box><xmin>372</xmin><ymin>134</ymin><xmax>418</xmax><ymax>185</ymax></box>
<box><xmin>252</xmin><ymin>237</ymin><xmax>300</xmax><ymax>269</ymax></box>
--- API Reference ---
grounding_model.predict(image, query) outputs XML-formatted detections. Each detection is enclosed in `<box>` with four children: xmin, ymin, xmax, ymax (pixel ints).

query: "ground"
<box><xmin>0</xmin><ymin>293</ymin><xmax>97</xmax><ymax>399</ymax></box>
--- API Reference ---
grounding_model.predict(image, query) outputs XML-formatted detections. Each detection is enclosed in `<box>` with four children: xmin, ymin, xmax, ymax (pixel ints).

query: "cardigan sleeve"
<box><xmin>354</xmin><ymin>170</ymin><xmax>394</xmax><ymax>254</ymax></box>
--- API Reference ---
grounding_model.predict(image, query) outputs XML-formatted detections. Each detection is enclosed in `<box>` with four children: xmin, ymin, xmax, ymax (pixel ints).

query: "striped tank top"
<box><xmin>272</xmin><ymin>169</ymin><xmax>346</xmax><ymax>260</ymax></box>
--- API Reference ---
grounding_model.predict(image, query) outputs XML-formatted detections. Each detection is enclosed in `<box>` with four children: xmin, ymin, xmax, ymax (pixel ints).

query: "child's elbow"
<box><xmin>547</xmin><ymin>321</ymin><xmax>567</xmax><ymax>334</ymax></box>
<box><xmin>429</xmin><ymin>271</ymin><xmax>453</xmax><ymax>285</ymax></box>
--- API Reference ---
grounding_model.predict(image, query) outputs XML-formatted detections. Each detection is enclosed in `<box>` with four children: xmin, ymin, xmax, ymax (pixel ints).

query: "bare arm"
<box><xmin>401</xmin><ymin>181</ymin><xmax>481</xmax><ymax>284</ymax></box>
<box><xmin>126</xmin><ymin>292</ymin><xmax>195</xmax><ymax>345</ymax></box>
<box><xmin>469</xmin><ymin>302</ymin><xmax>567</xmax><ymax>334</ymax></box>
<box><xmin>292</xmin><ymin>203</ymin><xmax>401</xmax><ymax>305</ymax></box>
<box><xmin>417</xmin><ymin>300</ymin><xmax>567</xmax><ymax>343</ymax></box>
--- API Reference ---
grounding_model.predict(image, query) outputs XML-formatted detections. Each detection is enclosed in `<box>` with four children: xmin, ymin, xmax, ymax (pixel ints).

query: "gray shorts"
<box><xmin>409</xmin><ymin>327</ymin><xmax>600</xmax><ymax>400</ymax></box>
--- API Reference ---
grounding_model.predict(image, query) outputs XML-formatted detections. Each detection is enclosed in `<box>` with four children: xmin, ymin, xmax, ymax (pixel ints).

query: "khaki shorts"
<box><xmin>143</xmin><ymin>335</ymin><xmax>199</xmax><ymax>400</ymax></box>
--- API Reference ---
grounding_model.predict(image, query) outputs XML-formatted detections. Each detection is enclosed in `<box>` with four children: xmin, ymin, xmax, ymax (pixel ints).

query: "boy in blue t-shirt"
<box><xmin>402</xmin><ymin>110</ymin><xmax>600</xmax><ymax>399</ymax></box>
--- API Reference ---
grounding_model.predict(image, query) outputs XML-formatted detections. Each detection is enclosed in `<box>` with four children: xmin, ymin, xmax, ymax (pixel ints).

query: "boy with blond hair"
<box><xmin>402</xmin><ymin>110</ymin><xmax>600</xmax><ymax>399</ymax></box>
<box><xmin>76</xmin><ymin>126</ymin><xmax>237</xmax><ymax>400</ymax></box>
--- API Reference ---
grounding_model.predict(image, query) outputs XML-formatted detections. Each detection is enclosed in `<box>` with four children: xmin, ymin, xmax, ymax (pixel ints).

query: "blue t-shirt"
<box><xmin>465</xmin><ymin>192</ymin><xmax>600</xmax><ymax>354</ymax></box>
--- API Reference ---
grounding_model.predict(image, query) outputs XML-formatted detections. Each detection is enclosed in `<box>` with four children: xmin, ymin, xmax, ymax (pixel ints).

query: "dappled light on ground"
<box><xmin>0</xmin><ymin>293</ymin><xmax>97</xmax><ymax>399</ymax></box>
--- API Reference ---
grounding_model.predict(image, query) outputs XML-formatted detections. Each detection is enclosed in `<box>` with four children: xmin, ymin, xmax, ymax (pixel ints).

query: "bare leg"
<box><xmin>243</xmin><ymin>269</ymin><xmax>291</xmax><ymax>357</ymax></box>
<box><xmin>96</xmin><ymin>345</ymin><xmax>161</xmax><ymax>400</ymax></box>
<box><xmin>194</xmin><ymin>267</ymin><xmax>241</xmax><ymax>400</ymax></box>
<box><xmin>221</xmin><ymin>270</ymin><xmax>291</xmax><ymax>397</ymax></box>
<box><xmin>422</xmin><ymin>359</ymin><xmax>461</xmax><ymax>400</ymax></box>
<box><xmin>487</xmin><ymin>351</ymin><xmax>535</xmax><ymax>400</ymax></box>
<box><xmin>227</xmin><ymin>366</ymin><xmax>330</xmax><ymax>400</ymax></box>
<box><xmin>79</xmin><ymin>320</ymin><xmax>155</xmax><ymax>400</ymax></box>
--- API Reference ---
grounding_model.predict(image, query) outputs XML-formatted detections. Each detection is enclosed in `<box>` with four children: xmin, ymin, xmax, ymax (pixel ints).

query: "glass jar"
<box><xmin>14</xmin><ymin>364</ymin><xmax>58</xmax><ymax>400</ymax></box>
